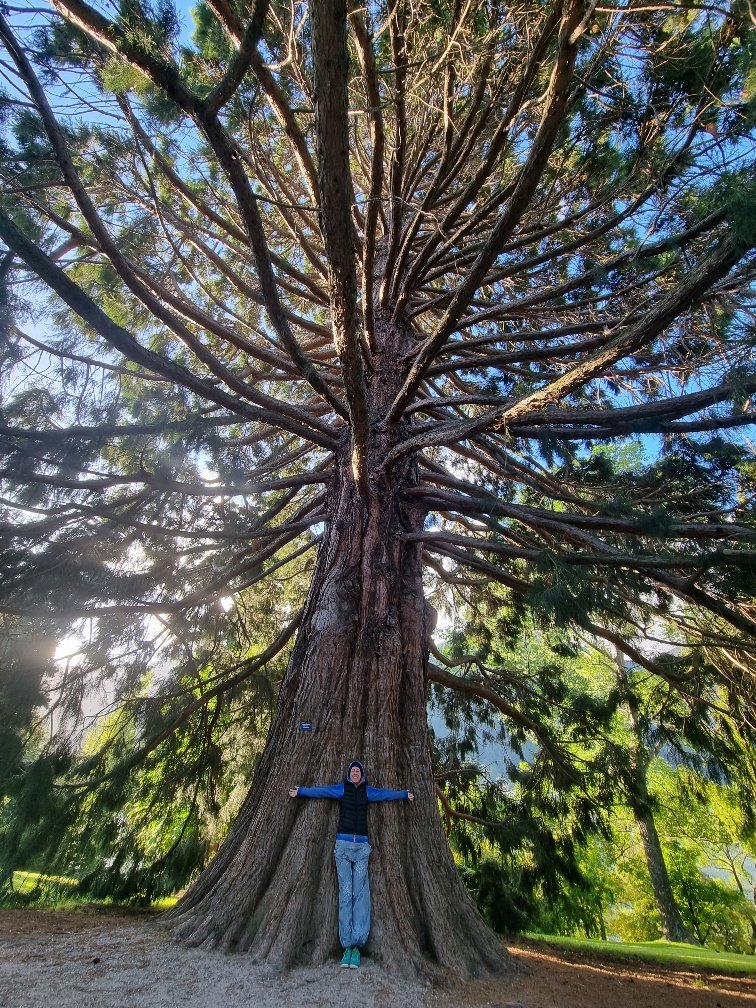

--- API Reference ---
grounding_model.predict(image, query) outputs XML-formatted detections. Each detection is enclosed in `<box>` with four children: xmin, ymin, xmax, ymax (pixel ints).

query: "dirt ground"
<box><xmin>0</xmin><ymin>909</ymin><xmax>753</xmax><ymax>1008</ymax></box>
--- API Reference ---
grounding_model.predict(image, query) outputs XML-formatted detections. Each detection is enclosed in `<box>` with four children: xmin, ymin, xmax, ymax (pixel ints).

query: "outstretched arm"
<box><xmin>366</xmin><ymin>786</ymin><xmax>414</xmax><ymax>802</ymax></box>
<box><xmin>289</xmin><ymin>783</ymin><xmax>344</xmax><ymax>798</ymax></box>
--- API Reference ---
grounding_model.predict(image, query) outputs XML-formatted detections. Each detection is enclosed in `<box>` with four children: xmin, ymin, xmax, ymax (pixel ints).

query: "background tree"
<box><xmin>660</xmin><ymin>767</ymin><xmax>756</xmax><ymax>952</ymax></box>
<box><xmin>1</xmin><ymin>0</ymin><xmax>755</xmax><ymax>978</ymax></box>
<box><xmin>595</xmin><ymin>765</ymin><xmax>755</xmax><ymax>951</ymax></box>
<box><xmin>614</xmin><ymin>652</ymin><xmax>699</xmax><ymax>943</ymax></box>
<box><xmin>429</xmin><ymin>593</ymin><xmax>756</xmax><ymax>949</ymax></box>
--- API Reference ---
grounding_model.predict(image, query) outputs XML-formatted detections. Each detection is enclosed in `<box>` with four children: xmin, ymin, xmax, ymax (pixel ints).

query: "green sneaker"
<box><xmin>340</xmin><ymin>948</ymin><xmax>352</xmax><ymax>968</ymax></box>
<box><xmin>349</xmin><ymin>947</ymin><xmax>361</xmax><ymax>969</ymax></box>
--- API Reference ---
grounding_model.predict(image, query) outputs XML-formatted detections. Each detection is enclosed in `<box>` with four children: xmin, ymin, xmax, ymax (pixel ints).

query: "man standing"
<box><xmin>289</xmin><ymin>760</ymin><xmax>414</xmax><ymax>967</ymax></box>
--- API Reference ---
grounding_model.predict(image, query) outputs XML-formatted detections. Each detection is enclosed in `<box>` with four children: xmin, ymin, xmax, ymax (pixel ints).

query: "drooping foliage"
<box><xmin>430</xmin><ymin>610</ymin><xmax>755</xmax><ymax>946</ymax></box>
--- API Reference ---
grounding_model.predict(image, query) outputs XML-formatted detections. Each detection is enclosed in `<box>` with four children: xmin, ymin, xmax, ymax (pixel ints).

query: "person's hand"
<box><xmin>407</xmin><ymin>791</ymin><xmax>414</xmax><ymax>801</ymax></box>
<box><xmin>289</xmin><ymin>787</ymin><xmax>298</xmax><ymax>797</ymax></box>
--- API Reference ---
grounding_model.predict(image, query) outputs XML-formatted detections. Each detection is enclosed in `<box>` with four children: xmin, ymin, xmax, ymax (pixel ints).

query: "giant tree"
<box><xmin>1</xmin><ymin>0</ymin><xmax>755</xmax><ymax>978</ymax></box>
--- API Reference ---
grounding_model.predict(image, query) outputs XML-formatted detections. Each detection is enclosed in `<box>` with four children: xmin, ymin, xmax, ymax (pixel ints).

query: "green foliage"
<box><xmin>459</xmin><ymin>858</ymin><xmax>536</xmax><ymax>934</ymax></box>
<box><xmin>190</xmin><ymin>3</ymin><xmax>235</xmax><ymax>63</ymax></box>
<box><xmin>433</xmin><ymin>592</ymin><xmax>756</xmax><ymax>952</ymax></box>
<box><xmin>532</xmin><ymin>837</ymin><xmax>619</xmax><ymax>940</ymax></box>
<box><xmin>0</xmin><ymin>750</ymin><xmax>75</xmax><ymax>895</ymax></box>
<box><xmin>115</xmin><ymin>0</ymin><xmax>179</xmax><ymax>62</ymax></box>
<box><xmin>526</xmin><ymin>554</ymin><xmax>602</xmax><ymax>627</ymax></box>
<box><xmin>713</xmin><ymin>173</ymin><xmax>756</xmax><ymax>253</ymax></box>
<box><xmin>666</xmin><ymin>843</ymin><xmax>750</xmax><ymax>950</ymax></box>
<box><xmin>0</xmin><ymin>533</ymin><xmax>305</xmax><ymax>905</ymax></box>
<box><xmin>0</xmin><ymin>617</ymin><xmax>54</xmax><ymax>802</ymax></box>
<box><xmin>0</xmin><ymin>659</ymin><xmax>275</xmax><ymax>904</ymax></box>
<box><xmin>100</xmin><ymin>58</ymin><xmax>152</xmax><ymax>97</ymax></box>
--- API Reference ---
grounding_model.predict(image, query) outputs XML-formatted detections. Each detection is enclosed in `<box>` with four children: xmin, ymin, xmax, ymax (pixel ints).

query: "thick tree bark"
<box><xmin>167</xmin><ymin>313</ymin><xmax>512</xmax><ymax>979</ymax></box>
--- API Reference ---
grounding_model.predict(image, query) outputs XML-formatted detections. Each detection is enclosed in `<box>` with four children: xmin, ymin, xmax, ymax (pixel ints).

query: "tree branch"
<box><xmin>428</xmin><ymin>660</ymin><xmax>579</xmax><ymax>781</ymax></box>
<box><xmin>60</xmin><ymin>610</ymin><xmax>303</xmax><ymax>790</ymax></box>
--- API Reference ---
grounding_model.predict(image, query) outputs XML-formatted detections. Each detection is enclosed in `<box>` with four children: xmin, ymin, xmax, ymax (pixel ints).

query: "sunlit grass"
<box><xmin>150</xmin><ymin>895</ymin><xmax>178</xmax><ymax>910</ymax></box>
<box><xmin>524</xmin><ymin>933</ymin><xmax>756</xmax><ymax>975</ymax></box>
<box><xmin>11</xmin><ymin>871</ymin><xmax>78</xmax><ymax>895</ymax></box>
<box><xmin>6</xmin><ymin>872</ymin><xmax>178</xmax><ymax>912</ymax></box>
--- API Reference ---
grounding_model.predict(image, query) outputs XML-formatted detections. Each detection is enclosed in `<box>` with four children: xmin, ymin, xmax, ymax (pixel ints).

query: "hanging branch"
<box><xmin>42</xmin><ymin>0</ymin><xmax>346</xmax><ymax>418</ymax></box>
<box><xmin>60</xmin><ymin>609</ymin><xmax>303</xmax><ymax>790</ymax></box>
<box><xmin>0</xmin><ymin>209</ymin><xmax>337</xmax><ymax>450</ymax></box>
<box><xmin>427</xmin><ymin>660</ymin><xmax>580</xmax><ymax>781</ymax></box>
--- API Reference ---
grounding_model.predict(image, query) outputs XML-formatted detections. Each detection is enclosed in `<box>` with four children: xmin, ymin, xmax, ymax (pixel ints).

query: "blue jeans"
<box><xmin>333</xmin><ymin>839</ymin><xmax>372</xmax><ymax>948</ymax></box>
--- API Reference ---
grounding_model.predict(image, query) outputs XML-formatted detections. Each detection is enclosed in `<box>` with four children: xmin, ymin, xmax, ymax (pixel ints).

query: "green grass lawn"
<box><xmin>11</xmin><ymin>871</ymin><xmax>78</xmax><ymax>895</ymax></box>
<box><xmin>7</xmin><ymin>872</ymin><xmax>177</xmax><ymax>912</ymax></box>
<box><xmin>524</xmin><ymin>932</ymin><xmax>756</xmax><ymax>975</ymax></box>
<box><xmin>149</xmin><ymin>896</ymin><xmax>178</xmax><ymax>910</ymax></box>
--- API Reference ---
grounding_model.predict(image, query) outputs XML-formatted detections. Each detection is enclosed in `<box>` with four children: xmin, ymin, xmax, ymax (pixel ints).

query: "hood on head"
<box><xmin>345</xmin><ymin>760</ymin><xmax>366</xmax><ymax>785</ymax></box>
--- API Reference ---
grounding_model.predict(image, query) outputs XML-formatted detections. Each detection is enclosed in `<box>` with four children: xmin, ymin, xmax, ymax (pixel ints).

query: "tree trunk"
<box><xmin>628</xmin><ymin>776</ymin><xmax>699</xmax><ymax>945</ymax></box>
<box><xmin>620</xmin><ymin>663</ymin><xmax>699</xmax><ymax>946</ymax></box>
<box><xmin>167</xmin><ymin>356</ymin><xmax>513</xmax><ymax>977</ymax></box>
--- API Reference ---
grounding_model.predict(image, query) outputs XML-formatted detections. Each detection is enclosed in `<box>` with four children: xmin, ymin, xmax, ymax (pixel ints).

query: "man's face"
<box><xmin>349</xmin><ymin>765</ymin><xmax>363</xmax><ymax>784</ymax></box>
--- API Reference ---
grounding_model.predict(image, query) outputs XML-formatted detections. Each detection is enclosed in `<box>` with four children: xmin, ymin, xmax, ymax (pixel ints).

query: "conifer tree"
<box><xmin>1</xmin><ymin>0</ymin><xmax>755</xmax><ymax>976</ymax></box>
<box><xmin>429</xmin><ymin>599</ymin><xmax>756</xmax><ymax>946</ymax></box>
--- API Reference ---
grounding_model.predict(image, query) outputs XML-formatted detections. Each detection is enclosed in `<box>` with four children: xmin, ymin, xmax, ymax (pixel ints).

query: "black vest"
<box><xmin>338</xmin><ymin>781</ymin><xmax>369</xmax><ymax>835</ymax></box>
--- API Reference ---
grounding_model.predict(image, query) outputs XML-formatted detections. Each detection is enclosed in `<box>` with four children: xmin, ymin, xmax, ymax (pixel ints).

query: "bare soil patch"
<box><xmin>0</xmin><ymin>909</ymin><xmax>753</xmax><ymax>1008</ymax></box>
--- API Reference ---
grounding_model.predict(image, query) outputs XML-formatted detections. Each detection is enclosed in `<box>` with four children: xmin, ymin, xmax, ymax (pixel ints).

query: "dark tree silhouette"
<box><xmin>0</xmin><ymin>0</ymin><xmax>755</xmax><ymax>977</ymax></box>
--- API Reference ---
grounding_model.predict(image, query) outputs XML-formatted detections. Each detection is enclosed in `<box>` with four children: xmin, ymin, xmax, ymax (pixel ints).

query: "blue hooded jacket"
<box><xmin>296</xmin><ymin>760</ymin><xmax>408</xmax><ymax>837</ymax></box>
